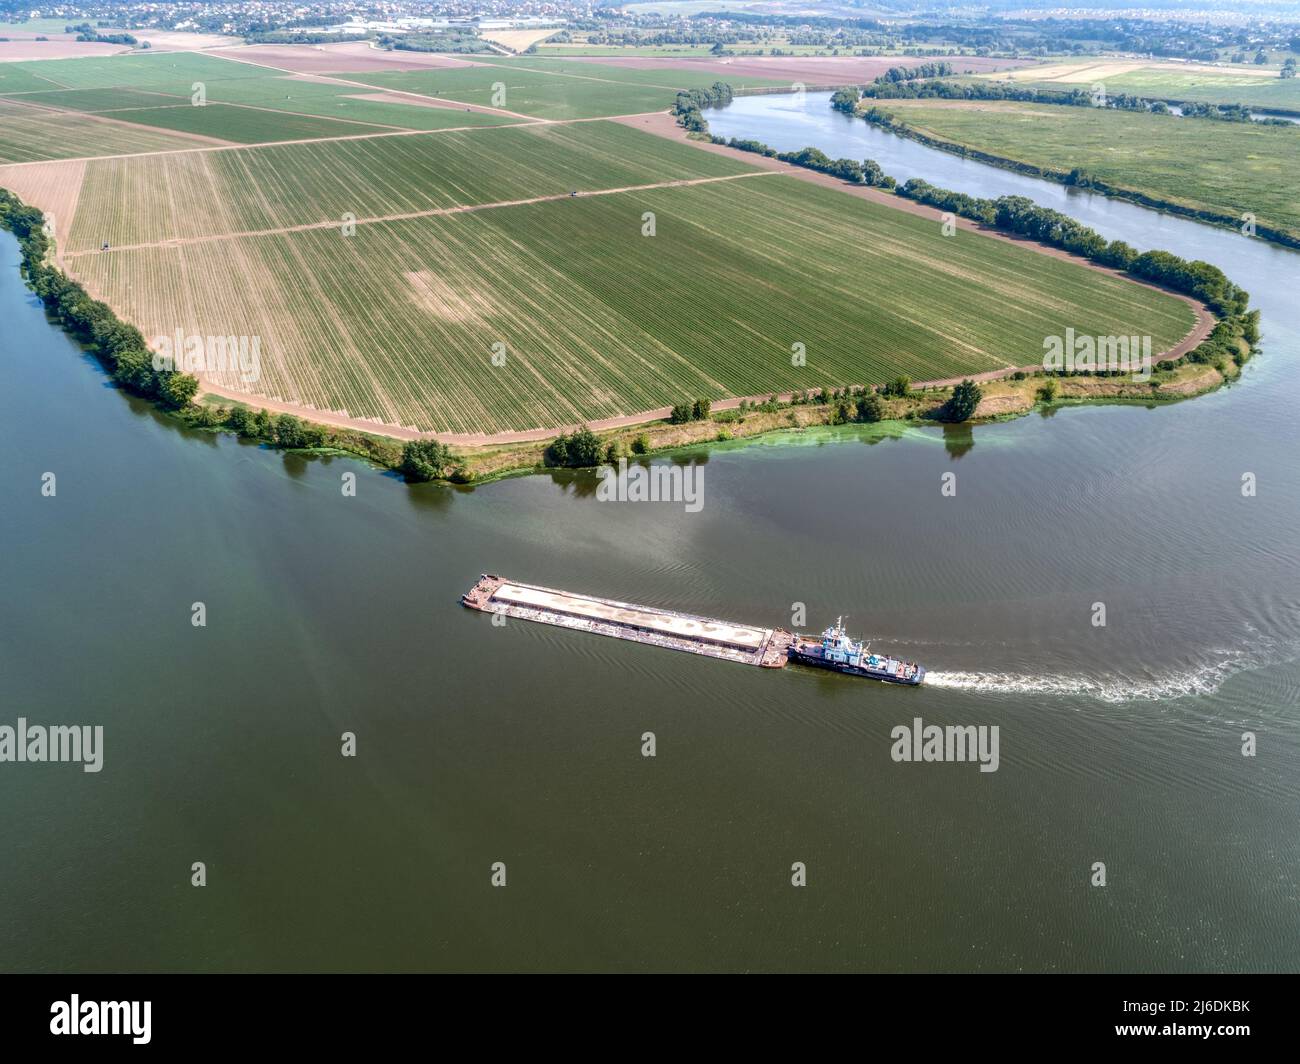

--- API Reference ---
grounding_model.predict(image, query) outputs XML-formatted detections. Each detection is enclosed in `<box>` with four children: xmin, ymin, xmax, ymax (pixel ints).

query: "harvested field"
<box><xmin>211</xmin><ymin>43</ymin><xmax>488</xmax><ymax>74</ymax></box>
<box><xmin>982</xmin><ymin>59</ymin><xmax>1300</xmax><ymax>111</ymax></box>
<box><xmin>994</xmin><ymin>58</ymin><xmax>1282</xmax><ymax>84</ymax></box>
<box><xmin>480</xmin><ymin>30</ymin><xmax>561</xmax><ymax>53</ymax></box>
<box><xmin>133</xmin><ymin>32</ymin><xmax>238</xmax><ymax>52</ymax></box>
<box><xmin>0</xmin><ymin>40</ymin><xmax>131</xmax><ymax>62</ymax></box>
<box><xmin>0</xmin><ymin>157</ymin><xmax>85</xmax><ymax>253</ymax></box>
<box><xmin>70</xmin><ymin>174</ymin><xmax>1195</xmax><ymax>435</ymax></box>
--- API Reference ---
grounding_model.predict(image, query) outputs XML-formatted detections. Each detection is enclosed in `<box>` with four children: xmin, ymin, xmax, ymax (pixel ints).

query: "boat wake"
<box><xmin>924</xmin><ymin>655</ymin><xmax>1249</xmax><ymax>704</ymax></box>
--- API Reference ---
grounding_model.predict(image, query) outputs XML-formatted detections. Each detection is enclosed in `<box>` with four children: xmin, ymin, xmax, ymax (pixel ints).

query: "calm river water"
<box><xmin>1</xmin><ymin>93</ymin><xmax>1297</xmax><ymax>972</ymax></box>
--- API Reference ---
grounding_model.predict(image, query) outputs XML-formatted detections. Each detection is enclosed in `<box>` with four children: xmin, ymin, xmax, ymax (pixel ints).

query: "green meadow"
<box><xmin>873</xmin><ymin>99</ymin><xmax>1300</xmax><ymax>242</ymax></box>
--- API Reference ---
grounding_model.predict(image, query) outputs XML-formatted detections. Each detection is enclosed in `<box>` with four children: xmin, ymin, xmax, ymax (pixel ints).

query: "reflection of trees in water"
<box><xmin>402</xmin><ymin>475</ymin><xmax>456</xmax><ymax>513</ymax></box>
<box><xmin>941</xmin><ymin>423</ymin><xmax>975</xmax><ymax>460</ymax></box>
<box><xmin>546</xmin><ymin>453</ymin><xmax>710</xmax><ymax>498</ymax></box>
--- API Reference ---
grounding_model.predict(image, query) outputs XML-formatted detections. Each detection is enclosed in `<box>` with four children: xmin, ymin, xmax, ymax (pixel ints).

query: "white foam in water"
<box><xmin>925</xmin><ymin>655</ymin><xmax>1246</xmax><ymax>704</ymax></box>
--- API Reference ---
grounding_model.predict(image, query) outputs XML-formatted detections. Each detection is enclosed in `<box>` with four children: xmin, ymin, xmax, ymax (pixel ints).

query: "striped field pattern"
<box><xmin>73</xmin><ymin>172</ymin><xmax>1195</xmax><ymax>434</ymax></box>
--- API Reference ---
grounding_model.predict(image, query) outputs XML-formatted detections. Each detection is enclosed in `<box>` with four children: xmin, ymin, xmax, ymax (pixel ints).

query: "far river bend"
<box><xmin>0</xmin><ymin>92</ymin><xmax>1296</xmax><ymax>972</ymax></box>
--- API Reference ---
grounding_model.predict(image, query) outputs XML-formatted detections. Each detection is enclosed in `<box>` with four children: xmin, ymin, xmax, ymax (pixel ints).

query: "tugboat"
<box><xmin>789</xmin><ymin>617</ymin><xmax>924</xmax><ymax>686</ymax></box>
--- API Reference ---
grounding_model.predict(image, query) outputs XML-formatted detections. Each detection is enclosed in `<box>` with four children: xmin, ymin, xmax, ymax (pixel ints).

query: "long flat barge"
<box><xmin>462</xmin><ymin>574</ymin><xmax>794</xmax><ymax>668</ymax></box>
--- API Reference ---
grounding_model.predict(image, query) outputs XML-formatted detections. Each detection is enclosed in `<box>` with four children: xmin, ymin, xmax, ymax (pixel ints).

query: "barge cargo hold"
<box><xmin>462</xmin><ymin>574</ymin><xmax>794</xmax><ymax>668</ymax></box>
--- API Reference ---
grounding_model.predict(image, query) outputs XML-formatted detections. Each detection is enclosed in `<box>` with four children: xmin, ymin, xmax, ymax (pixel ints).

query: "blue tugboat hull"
<box><xmin>789</xmin><ymin>648</ymin><xmax>926</xmax><ymax>686</ymax></box>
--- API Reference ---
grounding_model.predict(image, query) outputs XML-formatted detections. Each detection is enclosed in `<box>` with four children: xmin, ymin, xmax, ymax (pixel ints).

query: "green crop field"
<box><xmin>86</xmin><ymin>102</ymin><xmax>391</xmax><ymax>143</ymax></box>
<box><xmin>74</xmin><ymin>172</ymin><xmax>1194</xmax><ymax>434</ymax></box>
<box><xmin>350</xmin><ymin>60</ymin><xmax>787</xmax><ymax>119</ymax></box>
<box><xmin>63</xmin><ymin>120</ymin><xmax>758</xmax><ymax>252</ymax></box>
<box><xmin>0</xmin><ymin>98</ymin><xmax>209</xmax><ymax>162</ymax></box>
<box><xmin>193</xmin><ymin>76</ymin><xmax>513</xmax><ymax>130</ymax></box>
<box><xmin>1</xmin><ymin>86</ymin><xmax>201</xmax><ymax>111</ymax></box>
<box><xmin>0</xmin><ymin>49</ymin><xmax>1205</xmax><ymax>440</ymax></box>
<box><xmin>872</xmin><ymin>99</ymin><xmax>1300</xmax><ymax>242</ymax></box>
<box><xmin>0</xmin><ymin>64</ymin><xmax>68</xmax><ymax>93</ymax></box>
<box><xmin>0</xmin><ymin>72</ymin><xmax>512</xmax><ymax>152</ymax></box>
<box><xmin>0</xmin><ymin>51</ymin><xmax>265</xmax><ymax>91</ymax></box>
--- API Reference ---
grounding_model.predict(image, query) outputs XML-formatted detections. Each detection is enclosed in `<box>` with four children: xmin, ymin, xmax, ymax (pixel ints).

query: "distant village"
<box><xmin>5</xmin><ymin>3</ymin><xmax>588</xmax><ymax>37</ymax></box>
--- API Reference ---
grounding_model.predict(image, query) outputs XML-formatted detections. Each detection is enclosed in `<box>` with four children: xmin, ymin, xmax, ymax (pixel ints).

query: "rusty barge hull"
<box><xmin>462</xmin><ymin>575</ymin><xmax>793</xmax><ymax>668</ymax></box>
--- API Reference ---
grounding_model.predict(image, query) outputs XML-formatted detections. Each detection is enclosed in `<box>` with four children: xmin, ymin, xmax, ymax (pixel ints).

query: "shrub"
<box><xmin>856</xmin><ymin>392</ymin><xmax>884</xmax><ymax>422</ymax></box>
<box><xmin>545</xmin><ymin>426</ymin><xmax>603</xmax><ymax>468</ymax></box>
<box><xmin>399</xmin><ymin>439</ymin><xmax>452</xmax><ymax>481</ymax></box>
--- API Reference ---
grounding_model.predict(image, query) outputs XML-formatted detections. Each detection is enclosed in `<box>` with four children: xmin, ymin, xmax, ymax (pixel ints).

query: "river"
<box><xmin>1</xmin><ymin>92</ymin><xmax>1297</xmax><ymax>972</ymax></box>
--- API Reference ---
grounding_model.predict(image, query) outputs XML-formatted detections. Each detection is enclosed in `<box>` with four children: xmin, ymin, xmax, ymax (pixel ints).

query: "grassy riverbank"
<box><xmin>353</xmin><ymin>354</ymin><xmax>1248</xmax><ymax>483</ymax></box>
<box><xmin>856</xmin><ymin>98</ymin><xmax>1300</xmax><ymax>247</ymax></box>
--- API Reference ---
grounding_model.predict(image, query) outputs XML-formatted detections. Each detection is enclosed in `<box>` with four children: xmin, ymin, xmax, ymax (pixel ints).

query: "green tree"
<box><xmin>399</xmin><ymin>439</ymin><xmax>452</xmax><ymax>481</ymax></box>
<box><xmin>157</xmin><ymin>372</ymin><xmax>199</xmax><ymax>410</ymax></box>
<box><xmin>273</xmin><ymin>414</ymin><xmax>307</xmax><ymax>448</ymax></box>
<box><xmin>941</xmin><ymin>379</ymin><xmax>982</xmax><ymax>422</ymax></box>
<box><xmin>1037</xmin><ymin>378</ymin><xmax>1058</xmax><ymax>403</ymax></box>
<box><xmin>692</xmin><ymin>397</ymin><xmax>711</xmax><ymax>420</ymax></box>
<box><xmin>111</xmin><ymin>349</ymin><xmax>157</xmax><ymax>397</ymax></box>
<box><xmin>631</xmin><ymin>433</ymin><xmax>651</xmax><ymax>455</ymax></box>
<box><xmin>227</xmin><ymin>407</ymin><xmax>254</xmax><ymax>435</ymax></box>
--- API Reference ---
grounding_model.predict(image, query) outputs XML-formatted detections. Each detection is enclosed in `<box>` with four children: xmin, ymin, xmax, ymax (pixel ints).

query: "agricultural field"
<box><xmin>981</xmin><ymin>60</ymin><xmax>1300</xmax><ymax>113</ymax></box>
<box><xmin>479</xmin><ymin>29</ymin><xmax>562</xmax><ymax>52</ymax></box>
<box><xmin>0</xmin><ymin>98</ymin><xmax>211</xmax><ymax>163</ymax></box>
<box><xmin>2</xmin><ymin>76</ymin><xmax>515</xmax><ymax>132</ymax></box>
<box><xmin>191</xmin><ymin>76</ymin><xmax>514</xmax><ymax>130</ymax></box>
<box><xmin>79</xmin><ymin>102</ymin><xmax>391</xmax><ymax>144</ymax></box>
<box><xmin>72</xmin><ymin>172</ymin><xmax>1194</xmax><ymax>435</ymax></box>
<box><xmin>869</xmin><ymin>99</ymin><xmax>1300</xmax><ymax>242</ymax></box>
<box><xmin>349</xmin><ymin>59</ymin><xmax>788</xmax><ymax>119</ymax></box>
<box><xmin>3</xmin><ymin>87</ymin><xmax>203</xmax><ymax>112</ymax></box>
<box><xmin>0</xmin><ymin>51</ymin><xmax>268</xmax><ymax>92</ymax></box>
<box><xmin>57</xmin><ymin>119</ymin><xmax>757</xmax><ymax>252</ymax></box>
<box><xmin>0</xmin><ymin>64</ymin><xmax>75</xmax><ymax>93</ymax></box>
<box><xmin>536</xmin><ymin>45</ymin><xmax>718</xmax><ymax>57</ymax></box>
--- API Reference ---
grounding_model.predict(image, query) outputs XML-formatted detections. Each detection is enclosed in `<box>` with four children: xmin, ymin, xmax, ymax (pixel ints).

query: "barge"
<box><xmin>462</xmin><ymin>575</ymin><xmax>924</xmax><ymax>684</ymax></box>
<box><xmin>462</xmin><ymin>574</ymin><xmax>793</xmax><ymax>667</ymax></box>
